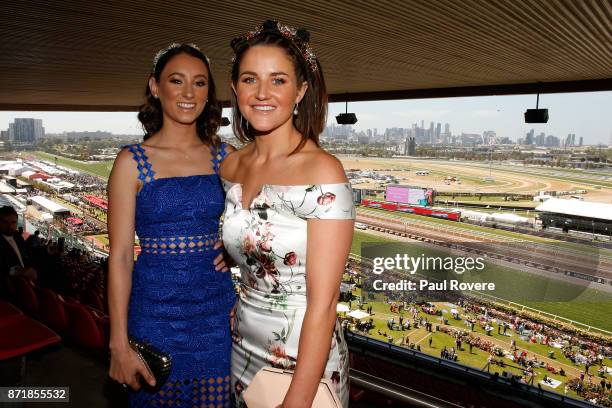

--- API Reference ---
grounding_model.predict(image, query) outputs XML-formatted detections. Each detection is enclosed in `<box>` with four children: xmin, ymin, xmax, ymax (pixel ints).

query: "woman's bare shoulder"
<box><xmin>108</xmin><ymin>146</ymin><xmax>141</xmax><ymax>193</ymax></box>
<box><xmin>111</xmin><ymin>146</ymin><xmax>138</xmax><ymax>174</ymax></box>
<box><xmin>219</xmin><ymin>143</ymin><xmax>251</xmax><ymax>180</ymax></box>
<box><xmin>296</xmin><ymin>144</ymin><xmax>347</xmax><ymax>184</ymax></box>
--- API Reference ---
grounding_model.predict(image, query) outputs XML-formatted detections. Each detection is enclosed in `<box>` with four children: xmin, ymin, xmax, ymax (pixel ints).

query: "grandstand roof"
<box><xmin>30</xmin><ymin>195</ymin><xmax>70</xmax><ymax>215</ymax></box>
<box><xmin>0</xmin><ymin>182</ymin><xmax>16</xmax><ymax>194</ymax></box>
<box><xmin>535</xmin><ymin>198</ymin><xmax>612</xmax><ymax>222</ymax></box>
<box><xmin>1</xmin><ymin>1</ymin><xmax>611</xmax><ymax>110</ymax></box>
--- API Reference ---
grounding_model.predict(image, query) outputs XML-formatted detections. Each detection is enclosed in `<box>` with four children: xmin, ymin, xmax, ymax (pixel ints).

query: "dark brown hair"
<box><xmin>138</xmin><ymin>44</ymin><xmax>222</xmax><ymax>147</ymax></box>
<box><xmin>230</xmin><ymin>27</ymin><xmax>327</xmax><ymax>153</ymax></box>
<box><xmin>0</xmin><ymin>205</ymin><xmax>17</xmax><ymax>217</ymax></box>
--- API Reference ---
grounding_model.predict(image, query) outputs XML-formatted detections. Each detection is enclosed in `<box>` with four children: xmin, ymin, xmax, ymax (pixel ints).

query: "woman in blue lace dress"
<box><xmin>108</xmin><ymin>43</ymin><xmax>235</xmax><ymax>407</ymax></box>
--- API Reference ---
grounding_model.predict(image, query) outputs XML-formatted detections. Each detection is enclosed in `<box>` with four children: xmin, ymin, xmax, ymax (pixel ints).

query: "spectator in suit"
<box><xmin>0</xmin><ymin>206</ymin><xmax>37</xmax><ymax>289</ymax></box>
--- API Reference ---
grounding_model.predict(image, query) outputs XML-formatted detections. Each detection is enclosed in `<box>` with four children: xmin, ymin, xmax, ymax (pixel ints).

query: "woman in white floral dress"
<box><xmin>220</xmin><ymin>21</ymin><xmax>355</xmax><ymax>408</ymax></box>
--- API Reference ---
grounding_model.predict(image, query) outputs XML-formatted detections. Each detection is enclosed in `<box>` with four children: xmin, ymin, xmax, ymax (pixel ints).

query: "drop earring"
<box><xmin>293</xmin><ymin>103</ymin><xmax>299</xmax><ymax>116</ymax></box>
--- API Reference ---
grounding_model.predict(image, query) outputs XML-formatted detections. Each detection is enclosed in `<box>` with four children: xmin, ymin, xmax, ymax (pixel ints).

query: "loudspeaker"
<box><xmin>336</xmin><ymin>113</ymin><xmax>358</xmax><ymax>125</ymax></box>
<box><xmin>524</xmin><ymin>109</ymin><xmax>549</xmax><ymax>123</ymax></box>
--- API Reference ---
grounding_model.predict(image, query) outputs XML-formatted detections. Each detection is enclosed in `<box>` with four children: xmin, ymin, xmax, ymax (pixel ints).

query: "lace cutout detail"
<box><xmin>140</xmin><ymin>233</ymin><xmax>219</xmax><ymax>255</ymax></box>
<box><xmin>128</xmin><ymin>144</ymin><xmax>156</xmax><ymax>184</ymax></box>
<box><xmin>211</xmin><ymin>142</ymin><xmax>227</xmax><ymax>174</ymax></box>
<box><xmin>132</xmin><ymin>375</ymin><xmax>231</xmax><ymax>407</ymax></box>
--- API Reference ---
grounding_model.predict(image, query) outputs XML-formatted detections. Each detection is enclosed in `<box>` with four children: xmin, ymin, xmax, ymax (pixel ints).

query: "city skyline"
<box><xmin>1</xmin><ymin>91</ymin><xmax>611</xmax><ymax>145</ymax></box>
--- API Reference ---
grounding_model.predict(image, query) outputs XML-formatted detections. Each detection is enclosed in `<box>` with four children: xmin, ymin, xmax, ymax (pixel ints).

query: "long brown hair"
<box><xmin>230</xmin><ymin>26</ymin><xmax>327</xmax><ymax>154</ymax></box>
<box><xmin>138</xmin><ymin>44</ymin><xmax>222</xmax><ymax>147</ymax></box>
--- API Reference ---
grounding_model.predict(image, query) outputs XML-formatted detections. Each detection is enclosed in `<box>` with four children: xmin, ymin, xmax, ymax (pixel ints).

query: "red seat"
<box><xmin>64</xmin><ymin>301</ymin><xmax>106</xmax><ymax>350</ymax></box>
<box><xmin>0</xmin><ymin>315</ymin><xmax>60</xmax><ymax>360</ymax></box>
<box><xmin>89</xmin><ymin>308</ymin><xmax>110</xmax><ymax>346</ymax></box>
<box><xmin>0</xmin><ymin>301</ymin><xmax>23</xmax><ymax>320</ymax></box>
<box><xmin>80</xmin><ymin>289</ymin><xmax>105</xmax><ymax>312</ymax></box>
<box><xmin>10</xmin><ymin>276</ymin><xmax>39</xmax><ymax>317</ymax></box>
<box><xmin>1</xmin><ymin>275</ymin><xmax>14</xmax><ymax>300</ymax></box>
<box><xmin>37</xmin><ymin>288</ymin><xmax>70</xmax><ymax>334</ymax></box>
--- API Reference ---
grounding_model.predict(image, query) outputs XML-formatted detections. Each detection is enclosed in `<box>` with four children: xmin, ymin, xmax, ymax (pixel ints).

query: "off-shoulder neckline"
<box><xmin>220</xmin><ymin>177</ymin><xmax>350</xmax><ymax>210</ymax></box>
<box><xmin>219</xmin><ymin>177</ymin><xmax>350</xmax><ymax>188</ymax></box>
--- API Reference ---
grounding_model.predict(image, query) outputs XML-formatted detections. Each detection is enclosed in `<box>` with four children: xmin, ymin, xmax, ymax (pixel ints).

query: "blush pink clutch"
<box><xmin>243</xmin><ymin>367</ymin><xmax>342</xmax><ymax>408</ymax></box>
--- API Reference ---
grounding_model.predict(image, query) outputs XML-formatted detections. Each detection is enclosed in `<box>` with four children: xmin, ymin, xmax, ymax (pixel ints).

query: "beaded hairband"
<box><xmin>230</xmin><ymin>20</ymin><xmax>318</xmax><ymax>73</ymax></box>
<box><xmin>152</xmin><ymin>43</ymin><xmax>209</xmax><ymax>72</ymax></box>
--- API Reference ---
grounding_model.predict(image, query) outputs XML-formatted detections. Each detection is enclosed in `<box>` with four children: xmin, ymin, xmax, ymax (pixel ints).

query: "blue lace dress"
<box><xmin>125</xmin><ymin>143</ymin><xmax>235</xmax><ymax>408</ymax></box>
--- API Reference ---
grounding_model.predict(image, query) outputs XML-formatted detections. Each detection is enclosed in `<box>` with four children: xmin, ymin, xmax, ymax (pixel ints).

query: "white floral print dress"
<box><xmin>221</xmin><ymin>179</ymin><xmax>355</xmax><ymax>408</ymax></box>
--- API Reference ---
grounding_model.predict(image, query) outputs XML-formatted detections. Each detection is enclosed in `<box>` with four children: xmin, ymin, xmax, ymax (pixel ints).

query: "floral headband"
<box><xmin>230</xmin><ymin>20</ymin><xmax>318</xmax><ymax>73</ymax></box>
<box><xmin>152</xmin><ymin>42</ymin><xmax>209</xmax><ymax>72</ymax></box>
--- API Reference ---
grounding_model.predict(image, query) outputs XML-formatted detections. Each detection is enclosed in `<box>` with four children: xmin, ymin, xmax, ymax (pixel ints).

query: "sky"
<box><xmin>1</xmin><ymin>91</ymin><xmax>611</xmax><ymax>145</ymax></box>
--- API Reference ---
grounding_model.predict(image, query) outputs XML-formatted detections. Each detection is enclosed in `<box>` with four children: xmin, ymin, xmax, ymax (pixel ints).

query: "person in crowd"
<box><xmin>0</xmin><ymin>206</ymin><xmax>38</xmax><ymax>289</ymax></box>
<box><xmin>107</xmin><ymin>43</ymin><xmax>234</xmax><ymax>407</ymax></box>
<box><xmin>221</xmin><ymin>20</ymin><xmax>355</xmax><ymax>407</ymax></box>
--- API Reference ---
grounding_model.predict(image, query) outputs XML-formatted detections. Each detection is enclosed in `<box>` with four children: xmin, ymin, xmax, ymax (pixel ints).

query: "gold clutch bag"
<box><xmin>243</xmin><ymin>367</ymin><xmax>342</xmax><ymax>408</ymax></box>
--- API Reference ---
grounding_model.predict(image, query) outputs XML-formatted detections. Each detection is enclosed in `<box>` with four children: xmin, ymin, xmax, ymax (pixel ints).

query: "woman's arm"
<box><xmin>107</xmin><ymin>148</ymin><xmax>155</xmax><ymax>389</ymax></box>
<box><xmin>107</xmin><ymin>148</ymin><xmax>137</xmax><ymax>351</ymax></box>
<box><xmin>282</xmin><ymin>218</ymin><xmax>354</xmax><ymax>407</ymax></box>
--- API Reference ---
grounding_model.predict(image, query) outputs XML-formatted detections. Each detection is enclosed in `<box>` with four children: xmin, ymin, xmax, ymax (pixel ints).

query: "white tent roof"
<box><xmin>340</xmin><ymin>282</ymin><xmax>355</xmax><ymax>293</ymax></box>
<box><xmin>336</xmin><ymin>303</ymin><xmax>350</xmax><ymax>313</ymax></box>
<box><xmin>347</xmin><ymin>310</ymin><xmax>370</xmax><ymax>319</ymax></box>
<box><xmin>536</xmin><ymin>198</ymin><xmax>612</xmax><ymax>222</ymax></box>
<box><xmin>30</xmin><ymin>195</ymin><xmax>70</xmax><ymax>215</ymax></box>
<box><xmin>41</xmin><ymin>212</ymin><xmax>54</xmax><ymax>221</ymax></box>
<box><xmin>0</xmin><ymin>182</ymin><xmax>15</xmax><ymax>194</ymax></box>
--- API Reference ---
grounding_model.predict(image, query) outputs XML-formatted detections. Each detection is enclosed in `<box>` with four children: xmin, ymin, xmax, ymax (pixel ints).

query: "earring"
<box><xmin>293</xmin><ymin>103</ymin><xmax>299</xmax><ymax>116</ymax></box>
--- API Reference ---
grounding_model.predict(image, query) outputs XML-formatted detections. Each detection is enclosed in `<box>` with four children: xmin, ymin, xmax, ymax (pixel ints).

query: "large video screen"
<box><xmin>386</xmin><ymin>185</ymin><xmax>434</xmax><ymax>206</ymax></box>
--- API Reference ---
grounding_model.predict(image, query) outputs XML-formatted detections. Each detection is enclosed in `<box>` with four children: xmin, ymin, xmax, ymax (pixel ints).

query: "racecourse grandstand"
<box><xmin>536</xmin><ymin>198</ymin><xmax>612</xmax><ymax>237</ymax></box>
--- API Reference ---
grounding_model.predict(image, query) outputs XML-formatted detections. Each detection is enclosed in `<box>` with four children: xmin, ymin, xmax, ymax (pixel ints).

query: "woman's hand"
<box><xmin>214</xmin><ymin>240</ymin><xmax>235</xmax><ymax>272</ymax></box>
<box><xmin>109</xmin><ymin>344</ymin><xmax>156</xmax><ymax>391</ymax></box>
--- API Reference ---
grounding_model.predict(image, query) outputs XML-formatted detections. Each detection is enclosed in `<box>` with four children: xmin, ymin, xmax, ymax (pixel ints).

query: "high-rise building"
<box><xmin>545</xmin><ymin>135</ymin><xmax>560</xmax><ymax>147</ymax></box>
<box><xmin>404</xmin><ymin>137</ymin><xmax>416</xmax><ymax>156</ymax></box>
<box><xmin>579</xmin><ymin>136</ymin><xmax>583</xmax><ymax>147</ymax></box>
<box><xmin>7</xmin><ymin>118</ymin><xmax>44</xmax><ymax>143</ymax></box>
<box><xmin>435</xmin><ymin>123</ymin><xmax>441</xmax><ymax>142</ymax></box>
<box><xmin>429</xmin><ymin>122</ymin><xmax>434</xmax><ymax>143</ymax></box>
<box><xmin>535</xmin><ymin>132</ymin><xmax>546</xmax><ymax>146</ymax></box>
<box><xmin>525</xmin><ymin>129</ymin><xmax>535</xmax><ymax>145</ymax></box>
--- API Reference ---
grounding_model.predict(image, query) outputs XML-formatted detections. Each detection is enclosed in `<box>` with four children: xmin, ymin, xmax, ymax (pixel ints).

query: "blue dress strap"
<box><xmin>211</xmin><ymin>142</ymin><xmax>228</xmax><ymax>174</ymax></box>
<box><xmin>126</xmin><ymin>143</ymin><xmax>156</xmax><ymax>184</ymax></box>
